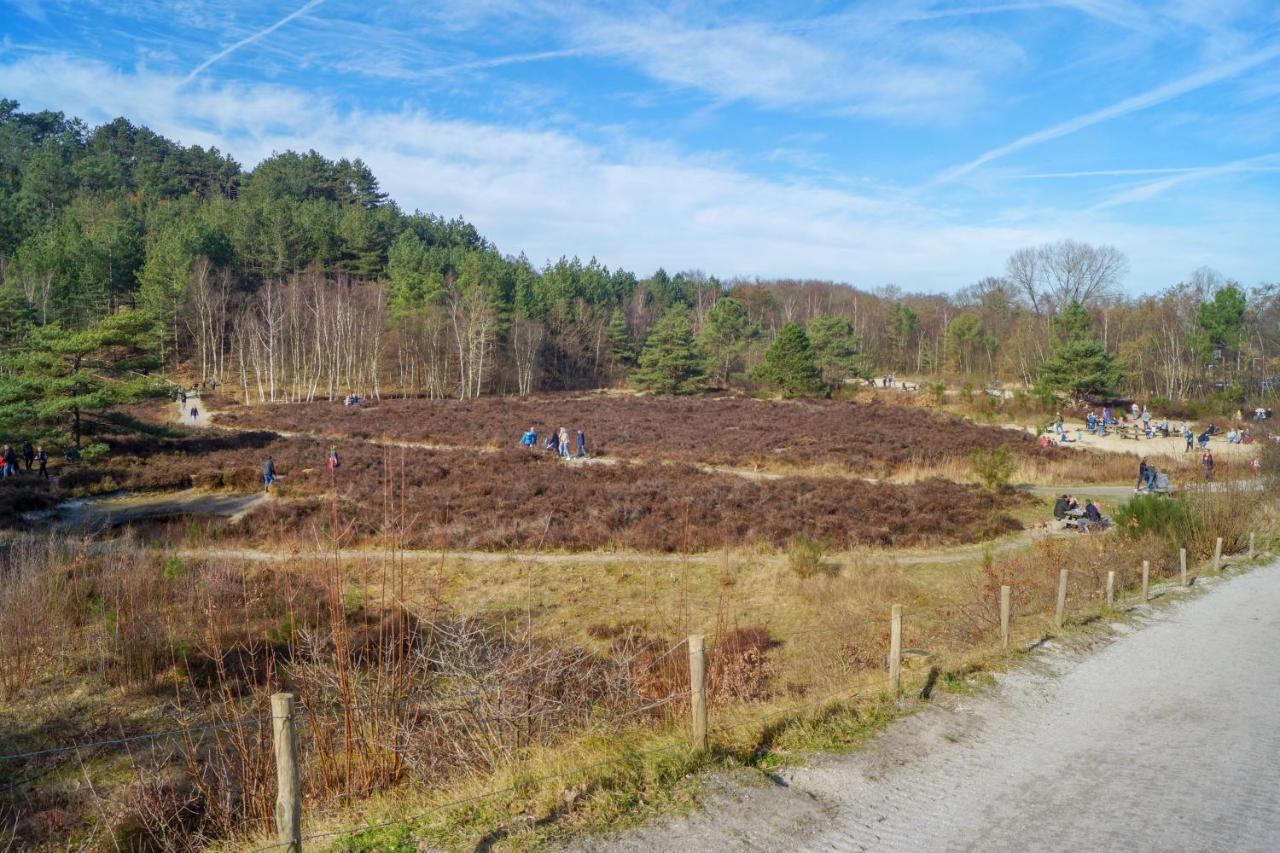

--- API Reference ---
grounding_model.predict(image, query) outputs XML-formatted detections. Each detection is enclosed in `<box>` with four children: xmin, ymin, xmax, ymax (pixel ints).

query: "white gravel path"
<box><xmin>572</xmin><ymin>558</ymin><xmax>1280</xmax><ymax>852</ymax></box>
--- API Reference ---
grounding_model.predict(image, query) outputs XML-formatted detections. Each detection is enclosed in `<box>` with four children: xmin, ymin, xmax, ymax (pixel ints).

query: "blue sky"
<box><xmin>2</xmin><ymin>0</ymin><xmax>1279</xmax><ymax>293</ymax></box>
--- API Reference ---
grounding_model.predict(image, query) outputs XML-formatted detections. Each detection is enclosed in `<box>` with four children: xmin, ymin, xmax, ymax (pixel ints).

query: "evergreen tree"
<box><xmin>631</xmin><ymin>308</ymin><xmax>706</xmax><ymax>394</ymax></box>
<box><xmin>1191</xmin><ymin>283</ymin><xmax>1247</xmax><ymax>366</ymax></box>
<box><xmin>754</xmin><ymin>322</ymin><xmax>826</xmax><ymax>398</ymax></box>
<box><xmin>606</xmin><ymin>308</ymin><xmax>636</xmax><ymax>369</ymax></box>
<box><xmin>0</xmin><ymin>307</ymin><xmax>164</xmax><ymax>446</ymax></box>
<box><xmin>697</xmin><ymin>297</ymin><xmax>752</xmax><ymax>387</ymax></box>
<box><xmin>1036</xmin><ymin>300</ymin><xmax>1123</xmax><ymax>401</ymax></box>
<box><xmin>807</xmin><ymin>314</ymin><xmax>868</xmax><ymax>389</ymax></box>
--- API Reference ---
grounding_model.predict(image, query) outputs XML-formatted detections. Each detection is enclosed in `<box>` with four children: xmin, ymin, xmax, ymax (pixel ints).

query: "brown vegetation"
<box><xmin>54</xmin><ymin>432</ymin><xmax>1023</xmax><ymax>551</ymax></box>
<box><xmin>213</xmin><ymin>394</ymin><xmax>1061</xmax><ymax>476</ymax></box>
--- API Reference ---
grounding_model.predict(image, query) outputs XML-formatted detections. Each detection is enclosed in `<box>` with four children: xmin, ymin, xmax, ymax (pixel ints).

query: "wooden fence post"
<box><xmin>1180</xmin><ymin>548</ymin><xmax>1188</xmax><ymax>586</ymax></box>
<box><xmin>1141</xmin><ymin>560</ymin><xmax>1150</xmax><ymax>602</ymax></box>
<box><xmin>271</xmin><ymin>692</ymin><xmax>301</xmax><ymax>853</ymax></box>
<box><xmin>1249</xmin><ymin>532</ymin><xmax>1256</xmax><ymax>560</ymax></box>
<box><xmin>688</xmin><ymin>635</ymin><xmax>707</xmax><ymax>752</ymax></box>
<box><xmin>999</xmin><ymin>585</ymin><xmax>1011</xmax><ymax>648</ymax></box>
<box><xmin>1214</xmin><ymin>537</ymin><xmax>1224</xmax><ymax>573</ymax></box>
<box><xmin>1054</xmin><ymin>569</ymin><xmax>1069</xmax><ymax>628</ymax></box>
<box><xmin>889</xmin><ymin>604</ymin><xmax>903</xmax><ymax>695</ymax></box>
<box><xmin>1106</xmin><ymin>571</ymin><xmax>1115</xmax><ymax>608</ymax></box>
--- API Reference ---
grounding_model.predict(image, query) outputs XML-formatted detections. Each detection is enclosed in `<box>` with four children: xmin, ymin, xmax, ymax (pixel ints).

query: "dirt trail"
<box><xmin>570</xmin><ymin>558</ymin><xmax>1280</xmax><ymax>852</ymax></box>
<box><xmin>176</xmin><ymin>525</ymin><xmax>1060</xmax><ymax>567</ymax></box>
<box><xmin>38</xmin><ymin>489</ymin><xmax>267</xmax><ymax>530</ymax></box>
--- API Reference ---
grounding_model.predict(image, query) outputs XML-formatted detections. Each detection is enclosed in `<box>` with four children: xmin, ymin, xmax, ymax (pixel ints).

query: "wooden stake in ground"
<box><xmin>1180</xmin><ymin>548</ymin><xmax>1188</xmax><ymax>586</ymax></box>
<box><xmin>688</xmin><ymin>635</ymin><xmax>707</xmax><ymax>752</ymax></box>
<box><xmin>1142</xmin><ymin>560</ymin><xmax>1150</xmax><ymax>603</ymax></box>
<box><xmin>271</xmin><ymin>692</ymin><xmax>302</xmax><ymax>853</ymax></box>
<box><xmin>1106</xmin><ymin>571</ymin><xmax>1115</xmax><ymax>608</ymax></box>
<box><xmin>1214</xmin><ymin>537</ymin><xmax>1224</xmax><ymax>573</ymax></box>
<box><xmin>1000</xmin><ymin>585</ymin><xmax>1011</xmax><ymax>648</ymax></box>
<box><xmin>889</xmin><ymin>604</ymin><xmax>903</xmax><ymax>695</ymax></box>
<box><xmin>1055</xmin><ymin>569</ymin><xmax>1069</xmax><ymax>628</ymax></box>
<box><xmin>1249</xmin><ymin>532</ymin><xmax>1256</xmax><ymax>560</ymax></box>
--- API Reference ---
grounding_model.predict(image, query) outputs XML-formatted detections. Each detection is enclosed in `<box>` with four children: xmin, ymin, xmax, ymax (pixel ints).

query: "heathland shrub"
<box><xmin>1113</xmin><ymin>494</ymin><xmax>1190</xmax><ymax>545</ymax></box>
<box><xmin>970</xmin><ymin>444</ymin><xmax>1016</xmax><ymax>492</ymax></box>
<box><xmin>787</xmin><ymin>534</ymin><xmax>836</xmax><ymax>579</ymax></box>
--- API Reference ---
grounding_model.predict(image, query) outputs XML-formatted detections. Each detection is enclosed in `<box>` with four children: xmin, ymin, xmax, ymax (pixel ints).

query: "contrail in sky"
<box><xmin>933</xmin><ymin>42</ymin><xmax>1280</xmax><ymax>184</ymax></box>
<box><xmin>183</xmin><ymin>0</ymin><xmax>325</xmax><ymax>85</ymax></box>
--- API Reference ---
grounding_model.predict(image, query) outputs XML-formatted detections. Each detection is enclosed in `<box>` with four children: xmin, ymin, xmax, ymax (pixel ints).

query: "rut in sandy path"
<box><xmin>568</xmin><ymin>557</ymin><xmax>1280</xmax><ymax>853</ymax></box>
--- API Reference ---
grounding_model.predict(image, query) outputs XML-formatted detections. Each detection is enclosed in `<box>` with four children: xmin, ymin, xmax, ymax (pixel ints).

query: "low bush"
<box><xmin>970</xmin><ymin>444</ymin><xmax>1016</xmax><ymax>492</ymax></box>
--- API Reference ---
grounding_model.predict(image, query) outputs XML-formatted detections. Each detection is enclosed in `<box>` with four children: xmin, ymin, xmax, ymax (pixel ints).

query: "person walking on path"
<box><xmin>1</xmin><ymin>445</ymin><xmax>17</xmax><ymax>477</ymax></box>
<box><xmin>1202</xmin><ymin>449</ymin><xmax>1215</xmax><ymax>482</ymax></box>
<box><xmin>21</xmin><ymin>441</ymin><xmax>34</xmax><ymax>472</ymax></box>
<box><xmin>327</xmin><ymin>447</ymin><xmax>340</xmax><ymax>473</ymax></box>
<box><xmin>521</xmin><ymin>428</ymin><xmax>537</xmax><ymax>450</ymax></box>
<box><xmin>575</xmin><ymin>429</ymin><xmax>587</xmax><ymax>459</ymax></box>
<box><xmin>263</xmin><ymin>455</ymin><xmax>276</xmax><ymax>491</ymax></box>
<box><xmin>189</xmin><ymin>405</ymin><xmax>199</xmax><ymax>424</ymax></box>
<box><xmin>35</xmin><ymin>446</ymin><xmax>48</xmax><ymax>480</ymax></box>
<box><xmin>558</xmin><ymin>427</ymin><xmax>571</xmax><ymax>459</ymax></box>
<box><xmin>1185</xmin><ymin>428</ymin><xmax>1194</xmax><ymax>452</ymax></box>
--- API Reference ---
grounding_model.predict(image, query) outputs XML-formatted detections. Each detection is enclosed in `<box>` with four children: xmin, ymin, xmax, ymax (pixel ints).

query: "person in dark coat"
<box><xmin>21</xmin><ymin>441</ymin><xmax>34</xmax><ymax>471</ymax></box>
<box><xmin>35</xmin><ymin>446</ymin><xmax>49</xmax><ymax>480</ymax></box>
<box><xmin>263</xmin><ymin>455</ymin><xmax>276</xmax><ymax>491</ymax></box>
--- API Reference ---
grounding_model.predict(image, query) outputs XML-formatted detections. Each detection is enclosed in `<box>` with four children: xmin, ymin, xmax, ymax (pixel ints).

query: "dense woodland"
<box><xmin>1</xmin><ymin>100</ymin><xmax>1277</xmax><ymax>444</ymax></box>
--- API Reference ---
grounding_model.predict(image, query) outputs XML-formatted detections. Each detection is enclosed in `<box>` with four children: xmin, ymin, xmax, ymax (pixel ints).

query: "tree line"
<box><xmin>0</xmin><ymin>100</ymin><xmax>1276</xmax><ymax>445</ymax></box>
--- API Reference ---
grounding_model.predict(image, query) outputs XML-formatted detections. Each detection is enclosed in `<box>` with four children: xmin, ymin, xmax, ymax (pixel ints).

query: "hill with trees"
<box><xmin>2</xmin><ymin>99</ymin><xmax>1279</xmax><ymax>446</ymax></box>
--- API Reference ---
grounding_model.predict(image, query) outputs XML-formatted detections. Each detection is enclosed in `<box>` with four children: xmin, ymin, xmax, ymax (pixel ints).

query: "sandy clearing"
<box><xmin>1013</xmin><ymin>419</ymin><xmax>1266</xmax><ymax>461</ymax></box>
<box><xmin>568</xmin><ymin>557</ymin><xmax>1280</xmax><ymax>852</ymax></box>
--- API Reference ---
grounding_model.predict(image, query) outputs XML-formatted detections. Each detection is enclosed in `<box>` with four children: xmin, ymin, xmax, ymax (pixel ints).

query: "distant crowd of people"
<box><xmin>520</xmin><ymin>426</ymin><xmax>589</xmax><ymax>459</ymax></box>
<box><xmin>1</xmin><ymin>442</ymin><xmax>49</xmax><ymax>480</ymax></box>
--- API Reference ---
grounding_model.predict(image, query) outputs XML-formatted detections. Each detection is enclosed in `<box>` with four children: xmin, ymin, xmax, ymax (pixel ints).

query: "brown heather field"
<box><xmin>212</xmin><ymin>393</ymin><xmax>1062</xmax><ymax>475</ymax></box>
<box><xmin>52</xmin><ymin>432</ymin><xmax>1023</xmax><ymax>551</ymax></box>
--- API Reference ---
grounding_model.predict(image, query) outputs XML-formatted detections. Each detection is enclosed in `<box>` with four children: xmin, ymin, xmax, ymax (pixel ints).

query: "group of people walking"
<box><xmin>1</xmin><ymin>442</ymin><xmax>49</xmax><ymax>479</ymax></box>
<box><xmin>521</xmin><ymin>427</ymin><xmax>588</xmax><ymax>459</ymax></box>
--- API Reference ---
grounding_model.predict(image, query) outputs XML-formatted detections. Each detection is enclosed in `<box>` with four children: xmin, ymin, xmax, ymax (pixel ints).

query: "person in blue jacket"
<box><xmin>521</xmin><ymin>428</ymin><xmax>537</xmax><ymax>449</ymax></box>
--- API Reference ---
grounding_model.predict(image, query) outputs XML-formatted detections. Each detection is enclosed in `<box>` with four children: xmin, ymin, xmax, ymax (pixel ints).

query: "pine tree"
<box><xmin>807</xmin><ymin>314</ymin><xmax>869</xmax><ymax>389</ymax></box>
<box><xmin>697</xmin><ymin>297</ymin><xmax>753</xmax><ymax>387</ymax></box>
<box><xmin>1036</xmin><ymin>301</ymin><xmax>1123</xmax><ymax>402</ymax></box>
<box><xmin>630</xmin><ymin>308</ymin><xmax>706</xmax><ymax>394</ymax></box>
<box><xmin>0</xmin><ymin>307</ymin><xmax>165</xmax><ymax>446</ymax></box>
<box><xmin>754</xmin><ymin>322</ymin><xmax>826</xmax><ymax>398</ymax></box>
<box><xmin>606</xmin><ymin>308</ymin><xmax>636</xmax><ymax>369</ymax></box>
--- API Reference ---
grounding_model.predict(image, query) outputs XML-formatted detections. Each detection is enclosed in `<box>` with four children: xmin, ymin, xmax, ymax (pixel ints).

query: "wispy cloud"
<box><xmin>182</xmin><ymin>0</ymin><xmax>325</xmax><ymax>85</ymax></box>
<box><xmin>1015</xmin><ymin>166</ymin><xmax>1227</xmax><ymax>178</ymax></box>
<box><xmin>569</xmin><ymin>8</ymin><xmax>1021</xmax><ymax>122</ymax></box>
<box><xmin>421</xmin><ymin>48</ymin><xmax>587</xmax><ymax>77</ymax></box>
<box><xmin>1089</xmin><ymin>153</ymin><xmax>1280</xmax><ymax>209</ymax></box>
<box><xmin>935</xmin><ymin>41</ymin><xmax>1280</xmax><ymax>183</ymax></box>
<box><xmin>9</xmin><ymin>0</ymin><xmax>48</xmax><ymax>22</ymax></box>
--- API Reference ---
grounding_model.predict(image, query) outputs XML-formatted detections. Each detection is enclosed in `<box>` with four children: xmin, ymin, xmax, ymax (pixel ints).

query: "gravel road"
<box><xmin>573</xmin><ymin>558</ymin><xmax>1280</xmax><ymax>853</ymax></box>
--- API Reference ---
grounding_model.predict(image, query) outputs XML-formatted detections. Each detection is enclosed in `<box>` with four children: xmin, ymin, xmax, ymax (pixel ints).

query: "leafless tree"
<box><xmin>1006</xmin><ymin>239</ymin><xmax>1128</xmax><ymax>317</ymax></box>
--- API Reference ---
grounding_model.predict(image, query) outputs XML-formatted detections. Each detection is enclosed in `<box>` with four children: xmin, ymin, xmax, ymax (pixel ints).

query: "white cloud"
<box><xmin>182</xmin><ymin>0</ymin><xmax>326</xmax><ymax>83</ymax></box>
<box><xmin>935</xmin><ymin>41</ymin><xmax>1280</xmax><ymax>182</ymax></box>
<box><xmin>1089</xmin><ymin>153</ymin><xmax>1280</xmax><ymax>209</ymax></box>
<box><xmin>567</xmin><ymin>7</ymin><xmax>1023</xmax><ymax>122</ymax></box>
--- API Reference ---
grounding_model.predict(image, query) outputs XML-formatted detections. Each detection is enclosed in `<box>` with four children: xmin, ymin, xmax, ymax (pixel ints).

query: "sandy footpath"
<box><xmin>570</xmin><ymin>558</ymin><xmax>1280</xmax><ymax>852</ymax></box>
